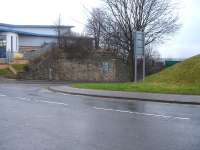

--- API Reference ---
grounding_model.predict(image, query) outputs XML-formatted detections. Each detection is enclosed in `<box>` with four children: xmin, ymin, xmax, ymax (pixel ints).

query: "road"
<box><xmin>0</xmin><ymin>83</ymin><xmax>199</xmax><ymax>150</ymax></box>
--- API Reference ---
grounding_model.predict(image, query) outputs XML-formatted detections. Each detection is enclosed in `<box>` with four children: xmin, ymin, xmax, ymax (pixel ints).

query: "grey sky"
<box><xmin>159</xmin><ymin>0</ymin><xmax>200</xmax><ymax>58</ymax></box>
<box><xmin>0</xmin><ymin>0</ymin><xmax>199</xmax><ymax>58</ymax></box>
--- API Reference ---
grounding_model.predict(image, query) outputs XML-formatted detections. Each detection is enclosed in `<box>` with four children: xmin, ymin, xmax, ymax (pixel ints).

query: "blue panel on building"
<box><xmin>0</xmin><ymin>47</ymin><xmax>6</xmax><ymax>58</ymax></box>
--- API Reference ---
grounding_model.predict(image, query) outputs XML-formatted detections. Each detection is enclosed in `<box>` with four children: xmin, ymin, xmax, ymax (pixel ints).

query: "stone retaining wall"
<box><xmin>19</xmin><ymin>49</ymin><xmax>130</xmax><ymax>82</ymax></box>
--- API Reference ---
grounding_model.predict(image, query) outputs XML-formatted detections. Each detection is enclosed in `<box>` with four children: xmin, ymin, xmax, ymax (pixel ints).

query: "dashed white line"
<box><xmin>5</xmin><ymin>95</ymin><xmax>191</xmax><ymax>121</ymax></box>
<box><xmin>93</xmin><ymin>107</ymin><xmax>190</xmax><ymax>120</ymax></box>
<box><xmin>16</xmin><ymin>97</ymin><xmax>31</xmax><ymax>101</ymax></box>
<box><xmin>16</xmin><ymin>97</ymin><xmax>68</xmax><ymax>106</ymax></box>
<box><xmin>0</xmin><ymin>92</ymin><xmax>6</xmax><ymax>97</ymax></box>
<box><xmin>35</xmin><ymin>100</ymin><xmax>69</xmax><ymax>106</ymax></box>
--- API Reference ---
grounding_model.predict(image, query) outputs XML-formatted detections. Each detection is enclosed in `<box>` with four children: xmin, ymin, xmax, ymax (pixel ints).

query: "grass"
<box><xmin>145</xmin><ymin>55</ymin><xmax>200</xmax><ymax>85</ymax></box>
<box><xmin>0</xmin><ymin>64</ymin><xmax>27</xmax><ymax>78</ymax></box>
<box><xmin>11</xmin><ymin>64</ymin><xmax>27</xmax><ymax>72</ymax></box>
<box><xmin>72</xmin><ymin>55</ymin><xmax>200</xmax><ymax>95</ymax></box>
<box><xmin>73</xmin><ymin>82</ymin><xmax>200</xmax><ymax>95</ymax></box>
<box><xmin>0</xmin><ymin>68</ymin><xmax>12</xmax><ymax>77</ymax></box>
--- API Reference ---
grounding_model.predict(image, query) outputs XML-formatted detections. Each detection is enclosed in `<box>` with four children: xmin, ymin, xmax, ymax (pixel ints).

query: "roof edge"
<box><xmin>0</xmin><ymin>23</ymin><xmax>74</xmax><ymax>28</ymax></box>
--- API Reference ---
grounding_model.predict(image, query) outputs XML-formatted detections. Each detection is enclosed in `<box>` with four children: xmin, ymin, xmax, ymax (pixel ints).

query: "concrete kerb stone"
<box><xmin>48</xmin><ymin>86</ymin><xmax>200</xmax><ymax>105</ymax></box>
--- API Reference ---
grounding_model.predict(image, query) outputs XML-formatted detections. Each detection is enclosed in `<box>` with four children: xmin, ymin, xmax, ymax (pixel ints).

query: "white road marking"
<box><xmin>35</xmin><ymin>100</ymin><xmax>69</xmax><ymax>106</ymax></box>
<box><xmin>16</xmin><ymin>97</ymin><xmax>68</xmax><ymax>106</ymax></box>
<box><xmin>16</xmin><ymin>97</ymin><xmax>31</xmax><ymax>101</ymax></box>
<box><xmin>93</xmin><ymin>107</ymin><xmax>190</xmax><ymax>120</ymax></box>
<box><xmin>0</xmin><ymin>92</ymin><xmax>6</xmax><ymax>97</ymax></box>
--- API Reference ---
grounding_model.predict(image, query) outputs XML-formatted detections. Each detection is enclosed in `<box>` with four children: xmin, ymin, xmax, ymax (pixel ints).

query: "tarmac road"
<box><xmin>0</xmin><ymin>83</ymin><xmax>199</xmax><ymax>150</ymax></box>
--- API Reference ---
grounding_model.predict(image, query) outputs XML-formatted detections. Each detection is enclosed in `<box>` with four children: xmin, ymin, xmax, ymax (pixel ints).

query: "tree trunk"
<box><xmin>128</xmin><ymin>49</ymin><xmax>135</xmax><ymax>82</ymax></box>
<box><xmin>94</xmin><ymin>38</ymin><xmax>100</xmax><ymax>49</ymax></box>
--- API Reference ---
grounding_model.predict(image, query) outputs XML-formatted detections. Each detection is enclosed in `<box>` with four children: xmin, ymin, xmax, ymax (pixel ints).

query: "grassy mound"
<box><xmin>145</xmin><ymin>55</ymin><xmax>200</xmax><ymax>85</ymax></box>
<box><xmin>72</xmin><ymin>55</ymin><xmax>200</xmax><ymax>95</ymax></box>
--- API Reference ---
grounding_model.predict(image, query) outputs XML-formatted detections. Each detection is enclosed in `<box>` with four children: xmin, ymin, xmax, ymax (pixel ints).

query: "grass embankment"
<box><xmin>11</xmin><ymin>64</ymin><xmax>27</xmax><ymax>72</ymax></box>
<box><xmin>0</xmin><ymin>68</ymin><xmax>11</xmax><ymax>76</ymax></box>
<box><xmin>0</xmin><ymin>64</ymin><xmax>27</xmax><ymax>78</ymax></box>
<box><xmin>73</xmin><ymin>55</ymin><xmax>200</xmax><ymax>95</ymax></box>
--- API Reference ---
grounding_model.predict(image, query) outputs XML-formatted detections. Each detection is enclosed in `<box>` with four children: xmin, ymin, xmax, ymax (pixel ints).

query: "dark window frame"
<box><xmin>11</xmin><ymin>36</ymin><xmax>13</xmax><ymax>52</ymax></box>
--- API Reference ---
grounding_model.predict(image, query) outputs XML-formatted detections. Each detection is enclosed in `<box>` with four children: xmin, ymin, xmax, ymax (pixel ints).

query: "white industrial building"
<box><xmin>0</xmin><ymin>23</ymin><xmax>73</xmax><ymax>58</ymax></box>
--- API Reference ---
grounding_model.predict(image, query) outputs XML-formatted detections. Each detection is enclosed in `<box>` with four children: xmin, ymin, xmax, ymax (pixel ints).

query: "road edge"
<box><xmin>48</xmin><ymin>86</ymin><xmax>200</xmax><ymax>105</ymax></box>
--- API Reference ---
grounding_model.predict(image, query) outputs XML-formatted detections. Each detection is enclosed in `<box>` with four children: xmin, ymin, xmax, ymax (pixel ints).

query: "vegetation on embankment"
<box><xmin>0</xmin><ymin>64</ymin><xmax>27</xmax><ymax>78</ymax></box>
<box><xmin>145</xmin><ymin>55</ymin><xmax>200</xmax><ymax>85</ymax></box>
<box><xmin>73</xmin><ymin>55</ymin><xmax>200</xmax><ymax>95</ymax></box>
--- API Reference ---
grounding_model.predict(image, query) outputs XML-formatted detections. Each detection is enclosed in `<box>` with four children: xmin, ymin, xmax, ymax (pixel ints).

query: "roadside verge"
<box><xmin>48</xmin><ymin>86</ymin><xmax>200</xmax><ymax>105</ymax></box>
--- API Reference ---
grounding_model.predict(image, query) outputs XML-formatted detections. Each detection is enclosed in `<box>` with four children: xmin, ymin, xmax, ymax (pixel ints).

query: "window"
<box><xmin>0</xmin><ymin>36</ymin><xmax>6</xmax><ymax>48</ymax></box>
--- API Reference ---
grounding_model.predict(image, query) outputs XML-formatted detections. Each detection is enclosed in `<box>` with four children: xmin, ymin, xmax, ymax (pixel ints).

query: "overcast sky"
<box><xmin>0</xmin><ymin>0</ymin><xmax>199</xmax><ymax>58</ymax></box>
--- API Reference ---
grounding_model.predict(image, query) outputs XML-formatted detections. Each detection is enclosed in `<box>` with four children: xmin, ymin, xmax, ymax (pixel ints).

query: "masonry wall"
<box><xmin>20</xmin><ymin>49</ymin><xmax>130</xmax><ymax>82</ymax></box>
<box><xmin>54</xmin><ymin>59</ymin><xmax>115</xmax><ymax>81</ymax></box>
<box><xmin>19</xmin><ymin>35</ymin><xmax>56</xmax><ymax>47</ymax></box>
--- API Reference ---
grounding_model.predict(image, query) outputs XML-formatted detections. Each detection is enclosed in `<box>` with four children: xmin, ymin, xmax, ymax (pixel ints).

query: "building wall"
<box><xmin>13</xmin><ymin>27</ymin><xmax>71</xmax><ymax>36</ymax></box>
<box><xmin>19</xmin><ymin>46</ymin><xmax>42</xmax><ymax>53</ymax></box>
<box><xmin>0</xmin><ymin>32</ymin><xmax>19</xmax><ymax>52</ymax></box>
<box><xmin>6</xmin><ymin>32</ymin><xmax>19</xmax><ymax>52</ymax></box>
<box><xmin>19</xmin><ymin>35</ymin><xmax>56</xmax><ymax>47</ymax></box>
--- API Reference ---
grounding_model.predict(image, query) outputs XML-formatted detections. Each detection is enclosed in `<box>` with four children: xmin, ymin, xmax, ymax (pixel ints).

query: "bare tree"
<box><xmin>55</xmin><ymin>14</ymin><xmax>63</xmax><ymax>48</ymax></box>
<box><xmin>60</xmin><ymin>36</ymin><xmax>94</xmax><ymax>59</ymax></box>
<box><xmin>98</xmin><ymin>0</ymin><xmax>180</xmax><ymax>81</ymax></box>
<box><xmin>145</xmin><ymin>45</ymin><xmax>164</xmax><ymax>75</ymax></box>
<box><xmin>86</xmin><ymin>8</ymin><xmax>107</xmax><ymax>49</ymax></box>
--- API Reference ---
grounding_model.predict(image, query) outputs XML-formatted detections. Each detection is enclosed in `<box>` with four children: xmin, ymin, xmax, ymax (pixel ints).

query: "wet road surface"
<box><xmin>0</xmin><ymin>83</ymin><xmax>199</xmax><ymax>150</ymax></box>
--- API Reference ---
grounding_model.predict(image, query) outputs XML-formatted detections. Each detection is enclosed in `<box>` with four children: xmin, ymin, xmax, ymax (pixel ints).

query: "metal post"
<box><xmin>49</xmin><ymin>68</ymin><xmax>53</xmax><ymax>81</ymax></box>
<box><xmin>142</xmin><ymin>32</ymin><xmax>145</xmax><ymax>81</ymax></box>
<box><xmin>133</xmin><ymin>32</ymin><xmax>137</xmax><ymax>82</ymax></box>
<box><xmin>134</xmin><ymin>56</ymin><xmax>137</xmax><ymax>82</ymax></box>
<box><xmin>143</xmin><ymin>56</ymin><xmax>145</xmax><ymax>81</ymax></box>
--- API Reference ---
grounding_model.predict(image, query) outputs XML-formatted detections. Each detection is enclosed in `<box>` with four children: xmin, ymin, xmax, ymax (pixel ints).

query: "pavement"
<box><xmin>49</xmin><ymin>85</ymin><xmax>200</xmax><ymax>105</ymax></box>
<box><xmin>0</xmin><ymin>82</ymin><xmax>200</xmax><ymax>150</ymax></box>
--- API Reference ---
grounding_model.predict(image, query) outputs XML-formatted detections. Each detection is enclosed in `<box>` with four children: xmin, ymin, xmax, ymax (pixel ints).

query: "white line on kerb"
<box><xmin>93</xmin><ymin>107</ymin><xmax>190</xmax><ymax>120</ymax></box>
<box><xmin>61</xmin><ymin>93</ymin><xmax>81</xmax><ymax>97</ymax></box>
